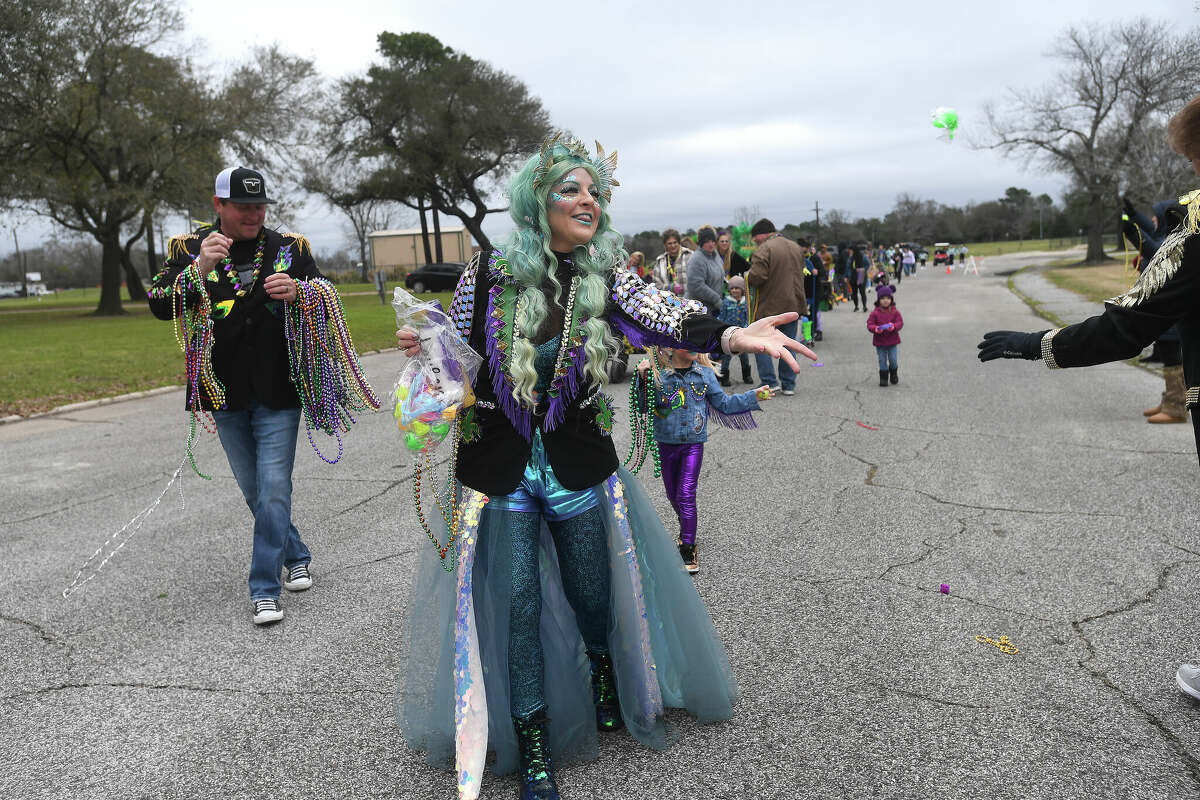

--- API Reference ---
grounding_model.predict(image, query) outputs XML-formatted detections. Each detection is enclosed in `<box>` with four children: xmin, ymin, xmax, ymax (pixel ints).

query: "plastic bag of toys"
<box><xmin>391</xmin><ymin>288</ymin><xmax>482</xmax><ymax>454</ymax></box>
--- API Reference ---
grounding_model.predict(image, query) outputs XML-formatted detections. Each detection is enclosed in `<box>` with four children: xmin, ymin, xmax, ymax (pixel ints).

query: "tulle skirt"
<box><xmin>395</xmin><ymin>466</ymin><xmax>737</xmax><ymax>784</ymax></box>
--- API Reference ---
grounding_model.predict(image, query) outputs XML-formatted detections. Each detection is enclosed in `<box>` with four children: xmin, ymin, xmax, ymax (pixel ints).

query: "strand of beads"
<box><xmin>622</xmin><ymin>371</ymin><xmax>661</xmax><ymax>477</ymax></box>
<box><xmin>284</xmin><ymin>278</ymin><xmax>381</xmax><ymax>464</ymax></box>
<box><xmin>412</xmin><ymin>426</ymin><xmax>463</xmax><ymax>573</ymax></box>
<box><xmin>172</xmin><ymin>260</ymin><xmax>225</xmax><ymax>479</ymax></box>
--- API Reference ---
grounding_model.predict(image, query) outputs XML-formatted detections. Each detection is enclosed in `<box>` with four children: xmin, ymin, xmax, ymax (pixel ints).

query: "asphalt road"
<box><xmin>3</xmin><ymin>253</ymin><xmax>1200</xmax><ymax>800</ymax></box>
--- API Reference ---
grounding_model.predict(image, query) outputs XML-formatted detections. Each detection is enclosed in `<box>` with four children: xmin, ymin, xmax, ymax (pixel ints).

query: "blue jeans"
<box><xmin>754</xmin><ymin>319</ymin><xmax>799</xmax><ymax>390</ymax></box>
<box><xmin>719</xmin><ymin>351</ymin><xmax>751</xmax><ymax>379</ymax></box>
<box><xmin>876</xmin><ymin>345</ymin><xmax>899</xmax><ymax>371</ymax></box>
<box><xmin>213</xmin><ymin>402</ymin><xmax>310</xmax><ymax>600</ymax></box>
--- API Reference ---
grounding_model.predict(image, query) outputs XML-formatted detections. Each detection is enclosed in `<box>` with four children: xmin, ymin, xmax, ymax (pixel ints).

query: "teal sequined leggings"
<box><xmin>505</xmin><ymin>506</ymin><xmax>611</xmax><ymax>718</ymax></box>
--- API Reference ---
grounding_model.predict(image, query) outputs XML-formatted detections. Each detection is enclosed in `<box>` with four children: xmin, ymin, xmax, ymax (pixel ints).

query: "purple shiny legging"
<box><xmin>659</xmin><ymin>442</ymin><xmax>704</xmax><ymax>546</ymax></box>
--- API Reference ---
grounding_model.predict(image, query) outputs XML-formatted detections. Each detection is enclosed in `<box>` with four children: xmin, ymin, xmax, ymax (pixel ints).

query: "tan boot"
<box><xmin>1143</xmin><ymin>404</ymin><xmax>1162</xmax><ymax>417</ymax></box>
<box><xmin>1161</xmin><ymin>365</ymin><xmax>1187</xmax><ymax>421</ymax></box>
<box><xmin>1147</xmin><ymin>411</ymin><xmax>1187</xmax><ymax>424</ymax></box>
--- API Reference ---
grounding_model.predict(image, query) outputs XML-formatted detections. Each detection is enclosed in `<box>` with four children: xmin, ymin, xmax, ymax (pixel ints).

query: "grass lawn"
<box><xmin>0</xmin><ymin>288</ymin><xmax>453</xmax><ymax>417</ymax></box>
<box><xmin>1044</xmin><ymin>255</ymin><xmax>1140</xmax><ymax>305</ymax></box>
<box><xmin>959</xmin><ymin>238</ymin><xmax>1078</xmax><ymax>257</ymax></box>
<box><xmin>0</xmin><ymin>281</ymin><xmax>419</xmax><ymax>312</ymax></box>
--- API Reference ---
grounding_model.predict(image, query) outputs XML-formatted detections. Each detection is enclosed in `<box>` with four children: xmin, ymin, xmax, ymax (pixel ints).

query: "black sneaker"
<box><xmin>282</xmin><ymin>562</ymin><xmax>312</xmax><ymax>592</ymax></box>
<box><xmin>679</xmin><ymin>543</ymin><xmax>698</xmax><ymax>574</ymax></box>
<box><xmin>719</xmin><ymin>375</ymin><xmax>731</xmax><ymax>387</ymax></box>
<box><xmin>252</xmin><ymin>597</ymin><xmax>283</xmax><ymax>625</ymax></box>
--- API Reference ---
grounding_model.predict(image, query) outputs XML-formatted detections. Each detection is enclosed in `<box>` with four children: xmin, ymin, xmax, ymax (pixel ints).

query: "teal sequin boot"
<box><xmin>589</xmin><ymin>651</ymin><xmax>624</xmax><ymax>731</ymax></box>
<box><xmin>513</xmin><ymin>709</ymin><xmax>560</xmax><ymax>800</ymax></box>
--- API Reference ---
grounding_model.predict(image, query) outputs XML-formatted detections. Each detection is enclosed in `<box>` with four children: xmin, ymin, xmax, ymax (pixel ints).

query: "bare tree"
<box><xmin>733</xmin><ymin>205</ymin><xmax>762</xmax><ymax>227</ymax></box>
<box><xmin>1123</xmin><ymin>120</ymin><xmax>1197</xmax><ymax>205</ymax></box>
<box><xmin>986</xmin><ymin>18</ymin><xmax>1200</xmax><ymax>263</ymax></box>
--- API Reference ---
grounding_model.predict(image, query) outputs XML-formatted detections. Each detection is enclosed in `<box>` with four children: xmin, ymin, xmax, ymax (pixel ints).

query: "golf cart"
<box><xmin>933</xmin><ymin>243</ymin><xmax>950</xmax><ymax>265</ymax></box>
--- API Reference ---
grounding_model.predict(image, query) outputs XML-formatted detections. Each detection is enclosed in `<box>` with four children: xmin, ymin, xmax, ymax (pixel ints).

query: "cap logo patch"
<box><xmin>242</xmin><ymin>178</ymin><xmax>262</xmax><ymax>194</ymax></box>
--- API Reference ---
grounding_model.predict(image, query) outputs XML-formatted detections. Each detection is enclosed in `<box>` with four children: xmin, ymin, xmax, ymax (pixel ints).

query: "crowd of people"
<box><xmin>138</xmin><ymin>90</ymin><xmax>1200</xmax><ymax>800</ymax></box>
<box><xmin>628</xmin><ymin>228</ymin><xmax>929</xmax><ymax>390</ymax></box>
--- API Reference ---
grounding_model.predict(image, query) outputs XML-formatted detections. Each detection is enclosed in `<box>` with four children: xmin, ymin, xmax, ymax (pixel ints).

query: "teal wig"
<box><xmin>502</xmin><ymin>142</ymin><xmax>627</xmax><ymax>408</ymax></box>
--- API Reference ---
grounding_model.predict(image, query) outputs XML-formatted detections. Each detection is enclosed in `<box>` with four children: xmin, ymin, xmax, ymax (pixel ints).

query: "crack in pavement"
<box><xmin>863</xmin><ymin>420</ymin><xmax>1195</xmax><ymax>458</ymax></box>
<box><xmin>877</xmin><ymin>512</ymin><xmax>984</xmax><ymax>583</ymax></box>
<box><xmin>0</xmin><ymin>614</ymin><xmax>71</xmax><ymax>651</ymax></box>
<box><xmin>1071</xmin><ymin>558</ymin><xmax>1200</xmax><ymax>787</ymax></box>
<box><xmin>823</xmin><ymin>409</ymin><xmax>1128</xmax><ymax>519</ymax></box>
<box><xmin>0</xmin><ymin>469</ymin><xmax>195</xmax><ymax>527</ymax></box>
<box><xmin>321</xmin><ymin>549</ymin><xmax>415</xmax><ymax>577</ymax></box>
<box><xmin>867</xmin><ymin>683</ymin><xmax>992</xmax><ymax>711</ymax></box>
<box><xmin>1</xmin><ymin>682</ymin><xmax>392</xmax><ymax>703</ymax></box>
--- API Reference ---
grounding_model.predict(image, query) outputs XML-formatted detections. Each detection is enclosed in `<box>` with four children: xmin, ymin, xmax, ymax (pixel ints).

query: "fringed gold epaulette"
<box><xmin>167</xmin><ymin>233</ymin><xmax>202</xmax><ymax>261</ymax></box>
<box><xmin>1109</xmin><ymin>226</ymin><xmax>1191</xmax><ymax>309</ymax></box>
<box><xmin>282</xmin><ymin>232</ymin><xmax>312</xmax><ymax>256</ymax></box>
<box><xmin>1180</xmin><ymin>188</ymin><xmax>1200</xmax><ymax>235</ymax></box>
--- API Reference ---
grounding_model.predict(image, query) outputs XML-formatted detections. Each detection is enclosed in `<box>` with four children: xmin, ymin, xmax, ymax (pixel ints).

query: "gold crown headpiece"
<box><xmin>531</xmin><ymin>131</ymin><xmax>620</xmax><ymax>203</ymax></box>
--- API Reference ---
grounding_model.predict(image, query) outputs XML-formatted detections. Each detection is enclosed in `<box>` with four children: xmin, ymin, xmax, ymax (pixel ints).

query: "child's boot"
<box><xmin>719</xmin><ymin>370</ymin><xmax>731</xmax><ymax>387</ymax></box>
<box><xmin>742</xmin><ymin>364</ymin><xmax>753</xmax><ymax>384</ymax></box>
<box><xmin>679</xmin><ymin>542</ymin><xmax>699</xmax><ymax>574</ymax></box>
<box><xmin>879</xmin><ymin>370</ymin><xmax>889</xmax><ymax>387</ymax></box>
<box><xmin>889</xmin><ymin>368</ymin><xmax>899</xmax><ymax>385</ymax></box>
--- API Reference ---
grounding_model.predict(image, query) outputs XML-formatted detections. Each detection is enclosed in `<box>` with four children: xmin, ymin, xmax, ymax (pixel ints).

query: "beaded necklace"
<box><xmin>412</xmin><ymin>429</ymin><xmax>463</xmax><ymax>572</ymax></box>
<box><xmin>171</xmin><ymin>259</ymin><xmax>225</xmax><ymax>478</ymax></box>
<box><xmin>623</xmin><ymin>368</ymin><xmax>662</xmax><ymax>477</ymax></box>
<box><xmin>221</xmin><ymin>230</ymin><xmax>267</xmax><ymax>297</ymax></box>
<box><xmin>284</xmin><ymin>278</ymin><xmax>381</xmax><ymax>463</ymax></box>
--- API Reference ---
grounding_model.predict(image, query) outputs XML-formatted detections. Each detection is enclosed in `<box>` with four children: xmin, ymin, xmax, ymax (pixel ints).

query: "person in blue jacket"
<box><xmin>637</xmin><ymin>347</ymin><xmax>775</xmax><ymax>573</ymax></box>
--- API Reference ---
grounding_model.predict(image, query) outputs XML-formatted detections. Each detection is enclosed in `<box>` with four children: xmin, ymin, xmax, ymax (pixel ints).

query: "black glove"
<box><xmin>977</xmin><ymin>330</ymin><xmax>1049</xmax><ymax>362</ymax></box>
<box><xmin>1121</xmin><ymin>217</ymin><xmax>1141</xmax><ymax>249</ymax></box>
<box><xmin>1122</xmin><ymin>195</ymin><xmax>1137</xmax><ymax>218</ymax></box>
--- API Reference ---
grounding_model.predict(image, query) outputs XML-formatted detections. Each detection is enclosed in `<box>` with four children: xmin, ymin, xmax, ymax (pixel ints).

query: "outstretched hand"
<box><xmin>977</xmin><ymin>330</ymin><xmax>1046</xmax><ymax>362</ymax></box>
<box><xmin>729</xmin><ymin>312</ymin><xmax>817</xmax><ymax>373</ymax></box>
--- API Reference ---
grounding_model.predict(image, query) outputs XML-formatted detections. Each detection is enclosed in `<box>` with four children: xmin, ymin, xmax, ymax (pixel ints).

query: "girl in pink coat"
<box><xmin>867</xmin><ymin>284</ymin><xmax>904</xmax><ymax>386</ymax></box>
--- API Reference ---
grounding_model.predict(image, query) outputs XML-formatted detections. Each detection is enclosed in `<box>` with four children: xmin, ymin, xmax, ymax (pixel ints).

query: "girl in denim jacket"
<box><xmin>636</xmin><ymin>347</ymin><xmax>774</xmax><ymax>573</ymax></box>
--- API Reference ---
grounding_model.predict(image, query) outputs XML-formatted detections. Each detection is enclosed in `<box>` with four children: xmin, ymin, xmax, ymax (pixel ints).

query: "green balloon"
<box><xmin>931</xmin><ymin>107</ymin><xmax>959</xmax><ymax>140</ymax></box>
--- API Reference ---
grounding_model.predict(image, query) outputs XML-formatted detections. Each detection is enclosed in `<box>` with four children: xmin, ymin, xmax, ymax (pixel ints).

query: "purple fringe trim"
<box><xmin>485</xmin><ymin>257</ymin><xmax>533</xmax><ymax>441</ymax></box>
<box><xmin>543</xmin><ymin>342</ymin><xmax>586</xmax><ymax>431</ymax></box>
<box><xmin>709</xmin><ymin>406</ymin><xmax>758</xmax><ymax>431</ymax></box>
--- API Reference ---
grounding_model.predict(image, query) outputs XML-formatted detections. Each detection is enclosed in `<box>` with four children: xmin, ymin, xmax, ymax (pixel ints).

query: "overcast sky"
<box><xmin>4</xmin><ymin>0</ymin><xmax>1195</xmax><ymax>257</ymax></box>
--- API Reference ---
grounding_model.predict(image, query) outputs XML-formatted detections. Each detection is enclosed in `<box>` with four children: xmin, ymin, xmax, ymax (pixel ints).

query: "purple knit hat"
<box><xmin>877</xmin><ymin>285</ymin><xmax>895</xmax><ymax>300</ymax></box>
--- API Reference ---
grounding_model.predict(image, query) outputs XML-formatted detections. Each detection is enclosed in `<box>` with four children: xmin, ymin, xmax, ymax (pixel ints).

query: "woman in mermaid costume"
<box><xmin>394</xmin><ymin>134</ymin><xmax>813</xmax><ymax>800</ymax></box>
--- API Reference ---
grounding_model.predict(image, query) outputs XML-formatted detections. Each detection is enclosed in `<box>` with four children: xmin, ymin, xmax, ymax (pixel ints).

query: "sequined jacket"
<box><xmin>652</xmin><ymin>363</ymin><xmax>760</xmax><ymax>444</ymax></box>
<box><xmin>451</xmin><ymin>248</ymin><xmax>731</xmax><ymax>495</ymax></box>
<box><xmin>147</xmin><ymin>225</ymin><xmax>322</xmax><ymax>411</ymax></box>
<box><xmin>1038</xmin><ymin>228</ymin><xmax>1200</xmax><ymax>462</ymax></box>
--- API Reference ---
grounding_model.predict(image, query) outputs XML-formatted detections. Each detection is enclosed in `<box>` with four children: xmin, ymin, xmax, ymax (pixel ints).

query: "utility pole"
<box><xmin>813</xmin><ymin>200</ymin><xmax>821</xmax><ymax>244</ymax></box>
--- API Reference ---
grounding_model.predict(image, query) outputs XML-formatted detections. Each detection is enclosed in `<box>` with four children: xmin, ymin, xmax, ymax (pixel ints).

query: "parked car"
<box><xmin>404</xmin><ymin>262</ymin><xmax>466</xmax><ymax>293</ymax></box>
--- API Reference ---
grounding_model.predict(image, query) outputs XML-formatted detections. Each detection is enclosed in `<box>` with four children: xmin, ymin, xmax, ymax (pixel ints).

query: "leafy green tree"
<box><xmin>333</xmin><ymin>31</ymin><xmax>551</xmax><ymax>249</ymax></box>
<box><xmin>0</xmin><ymin>0</ymin><xmax>222</xmax><ymax>314</ymax></box>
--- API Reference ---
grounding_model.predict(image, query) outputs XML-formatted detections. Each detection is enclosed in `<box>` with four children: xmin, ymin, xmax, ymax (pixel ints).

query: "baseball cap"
<box><xmin>215</xmin><ymin>166</ymin><xmax>277</xmax><ymax>204</ymax></box>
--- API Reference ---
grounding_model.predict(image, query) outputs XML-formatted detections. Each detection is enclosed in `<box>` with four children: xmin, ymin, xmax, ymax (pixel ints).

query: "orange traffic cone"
<box><xmin>945</xmin><ymin>262</ymin><xmax>952</xmax><ymax>275</ymax></box>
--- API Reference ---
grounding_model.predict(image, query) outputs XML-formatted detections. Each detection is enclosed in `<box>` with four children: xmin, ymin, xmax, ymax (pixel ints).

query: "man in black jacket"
<box><xmin>148</xmin><ymin>167</ymin><xmax>321</xmax><ymax>625</ymax></box>
<box><xmin>978</xmin><ymin>92</ymin><xmax>1200</xmax><ymax>699</ymax></box>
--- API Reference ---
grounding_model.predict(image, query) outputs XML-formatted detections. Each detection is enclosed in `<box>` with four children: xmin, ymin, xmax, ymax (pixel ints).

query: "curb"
<box><xmin>1</xmin><ymin>385</ymin><xmax>184</xmax><ymax>425</ymax></box>
<box><xmin>0</xmin><ymin>347</ymin><xmax>404</xmax><ymax>426</ymax></box>
<box><xmin>1006</xmin><ymin>263</ymin><xmax>1162</xmax><ymax>378</ymax></box>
